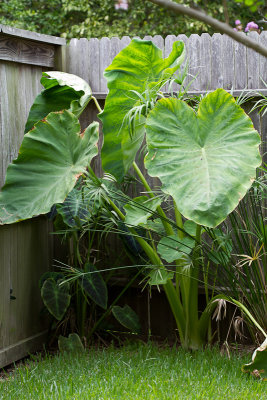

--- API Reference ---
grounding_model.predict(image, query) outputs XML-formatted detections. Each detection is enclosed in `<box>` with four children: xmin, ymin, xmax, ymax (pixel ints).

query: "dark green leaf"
<box><xmin>58</xmin><ymin>333</ymin><xmax>84</xmax><ymax>353</ymax></box>
<box><xmin>41</xmin><ymin>278</ymin><xmax>71</xmax><ymax>320</ymax></box>
<box><xmin>79</xmin><ymin>263</ymin><xmax>108</xmax><ymax>309</ymax></box>
<box><xmin>112</xmin><ymin>304</ymin><xmax>141</xmax><ymax>333</ymax></box>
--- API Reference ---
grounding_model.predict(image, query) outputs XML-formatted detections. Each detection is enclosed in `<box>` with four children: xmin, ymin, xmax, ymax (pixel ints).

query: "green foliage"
<box><xmin>25</xmin><ymin>71</ymin><xmax>92</xmax><ymax>133</ymax></box>
<box><xmin>235</xmin><ymin>0</ymin><xmax>267</xmax><ymax>15</ymax></box>
<box><xmin>41</xmin><ymin>278</ymin><xmax>71</xmax><ymax>320</ymax></box>
<box><xmin>0</xmin><ymin>0</ymin><xmax>264</xmax><ymax>39</ymax></box>
<box><xmin>0</xmin><ymin>111</ymin><xmax>99</xmax><ymax>224</ymax></box>
<box><xmin>79</xmin><ymin>263</ymin><xmax>108</xmax><ymax>310</ymax></box>
<box><xmin>99</xmin><ymin>38</ymin><xmax>185</xmax><ymax>181</ymax></box>
<box><xmin>58</xmin><ymin>333</ymin><xmax>84</xmax><ymax>353</ymax></box>
<box><xmin>112</xmin><ymin>304</ymin><xmax>141</xmax><ymax>333</ymax></box>
<box><xmin>0</xmin><ymin>38</ymin><xmax>262</xmax><ymax>350</ymax></box>
<box><xmin>145</xmin><ymin>91</ymin><xmax>261</xmax><ymax>227</ymax></box>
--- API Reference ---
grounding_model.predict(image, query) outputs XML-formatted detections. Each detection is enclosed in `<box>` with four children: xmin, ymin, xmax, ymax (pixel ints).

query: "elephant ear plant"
<box><xmin>0</xmin><ymin>39</ymin><xmax>262</xmax><ymax>350</ymax></box>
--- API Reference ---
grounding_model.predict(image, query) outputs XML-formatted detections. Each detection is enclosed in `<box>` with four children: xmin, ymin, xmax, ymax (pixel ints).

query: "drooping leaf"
<box><xmin>25</xmin><ymin>71</ymin><xmax>92</xmax><ymax>132</ymax></box>
<box><xmin>242</xmin><ymin>338</ymin><xmax>267</xmax><ymax>380</ymax></box>
<box><xmin>99</xmin><ymin>38</ymin><xmax>185</xmax><ymax>181</ymax></box>
<box><xmin>147</xmin><ymin>267</ymin><xmax>174</xmax><ymax>286</ymax></box>
<box><xmin>145</xmin><ymin>89</ymin><xmax>261</xmax><ymax>227</ymax></box>
<box><xmin>112</xmin><ymin>304</ymin><xmax>141</xmax><ymax>333</ymax></box>
<box><xmin>41</xmin><ymin>279</ymin><xmax>71</xmax><ymax>320</ymax></box>
<box><xmin>79</xmin><ymin>263</ymin><xmax>108</xmax><ymax>309</ymax></box>
<box><xmin>0</xmin><ymin>112</ymin><xmax>99</xmax><ymax>224</ymax></box>
<box><xmin>124</xmin><ymin>195</ymin><xmax>162</xmax><ymax>226</ymax></box>
<box><xmin>58</xmin><ymin>333</ymin><xmax>84</xmax><ymax>353</ymax></box>
<box><xmin>157</xmin><ymin>235</ymin><xmax>195</xmax><ymax>263</ymax></box>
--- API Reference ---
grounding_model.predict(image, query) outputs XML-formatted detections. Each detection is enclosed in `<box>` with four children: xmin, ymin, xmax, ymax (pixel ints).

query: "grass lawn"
<box><xmin>0</xmin><ymin>342</ymin><xmax>266</xmax><ymax>399</ymax></box>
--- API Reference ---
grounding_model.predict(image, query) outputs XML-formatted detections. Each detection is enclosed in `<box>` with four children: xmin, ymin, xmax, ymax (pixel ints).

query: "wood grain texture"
<box><xmin>0</xmin><ymin>59</ymin><xmax>52</xmax><ymax>368</ymax></box>
<box><xmin>0</xmin><ymin>24</ymin><xmax>65</xmax><ymax>45</ymax></box>
<box><xmin>0</xmin><ymin>34</ymin><xmax>56</xmax><ymax>67</ymax></box>
<box><xmin>234</xmin><ymin>32</ymin><xmax>247</xmax><ymax>89</ymax></box>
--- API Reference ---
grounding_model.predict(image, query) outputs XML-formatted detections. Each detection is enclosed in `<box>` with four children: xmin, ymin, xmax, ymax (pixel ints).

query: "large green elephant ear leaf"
<box><xmin>99</xmin><ymin>38</ymin><xmax>185</xmax><ymax>181</ymax></box>
<box><xmin>145</xmin><ymin>89</ymin><xmax>261</xmax><ymax>228</ymax></box>
<box><xmin>25</xmin><ymin>71</ymin><xmax>92</xmax><ymax>132</ymax></box>
<box><xmin>0</xmin><ymin>111</ymin><xmax>99</xmax><ymax>224</ymax></box>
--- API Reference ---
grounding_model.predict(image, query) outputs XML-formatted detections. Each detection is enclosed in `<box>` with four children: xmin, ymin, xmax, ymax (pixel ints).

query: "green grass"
<box><xmin>0</xmin><ymin>342</ymin><xmax>266</xmax><ymax>400</ymax></box>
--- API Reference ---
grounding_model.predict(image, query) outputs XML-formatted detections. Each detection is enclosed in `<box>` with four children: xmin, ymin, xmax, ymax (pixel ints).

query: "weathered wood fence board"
<box><xmin>66</xmin><ymin>31</ymin><xmax>267</xmax><ymax>97</ymax></box>
<box><xmin>0</xmin><ymin>27</ymin><xmax>65</xmax><ymax>368</ymax></box>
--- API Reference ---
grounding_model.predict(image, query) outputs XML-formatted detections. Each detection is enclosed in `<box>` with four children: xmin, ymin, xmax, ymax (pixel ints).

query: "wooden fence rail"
<box><xmin>65</xmin><ymin>31</ymin><xmax>267</xmax><ymax>97</ymax></box>
<box><xmin>0</xmin><ymin>26</ymin><xmax>266</xmax><ymax>367</ymax></box>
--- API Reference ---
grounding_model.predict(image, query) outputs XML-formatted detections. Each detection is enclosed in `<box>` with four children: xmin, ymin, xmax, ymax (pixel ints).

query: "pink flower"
<box><xmin>246</xmin><ymin>21</ymin><xmax>259</xmax><ymax>30</ymax></box>
<box><xmin>235</xmin><ymin>20</ymin><xmax>241</xmax><ymax>25</ymax></box>
<box><xmin>115</xmin><ymin>0</ymin><xmax>128</xmax><ymax>10</ymax></box>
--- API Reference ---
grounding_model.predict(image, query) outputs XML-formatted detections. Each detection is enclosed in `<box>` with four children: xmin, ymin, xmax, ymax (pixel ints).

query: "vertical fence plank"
<box><xmin>164</xmin><ymin>35</ymin><xmax>177</xmax><ymax>92</ymax></box>
<box><xmin>247</xmin><ymin>32</ymin><xmax>260</xmax><ymax>90</ymax></box>
<box><xmin>100</xmin><ymin>37</ymin><xmax>111</xmax><ymax>93</ymax></box>
<box><xmin>176</xmin><ymin>34</ymin><xmax>189</xmax><ymax>90</ymax></box>
<box><xmin>199</xmin><ymin>33</ymin><xmax>211</xmax><ymax>92</ymax></box>
<box><xmin>88</xmin><ymin>38</ymin><xmax>100</xmax><ymax>93</ymax></box>
<box><xmin>222</xmin><ymin>35</ymin><xmax>235</xmax><ymax>91</ymax></box>
<box><xmin>0</xmin><ymin>225</ymin><xmax>11</xmax><ymax>349</ymax></box>
<box><xmin>234</xmin><ymin>32</ymin><xmax>247</xmax><ymax>90</ymax></box>
<box><xmin>66</xmin><ymin>38</ymin><xmax>80</xmax><ymax>75</ymax></box>
<box><xmin>259</xmin><ymin>31</ymin><xmax>267</xmax><ymax>89</ymax></box>
<box><xmin>187</xmin><ymin>34</ymin><xmax>201</xmax><ymax>91</ymax></box>
<box><xmin>110</xmin><ymin>37</ymin><xmax>121</xmax><ymax>64</ymax></box>
<box><xmin>151</xmin><ymin>35</ymin><xmax>164</xmax><ymax>51</ymax></box>
<box><xmin>211</xmin><ymin>33</ymin><xmax>223</xmax><ymax>89</ymax></box>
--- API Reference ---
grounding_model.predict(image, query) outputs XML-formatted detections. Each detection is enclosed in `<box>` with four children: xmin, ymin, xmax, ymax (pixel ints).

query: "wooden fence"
<box><xmin>0</xmin><ymin>26</ymin><xmax>266</xmax><ymax>367</ymax></box>
<box><xmin>0</xmin><ymin>25</ymin><xmax>65</xmax><ymax>368</ymax></box>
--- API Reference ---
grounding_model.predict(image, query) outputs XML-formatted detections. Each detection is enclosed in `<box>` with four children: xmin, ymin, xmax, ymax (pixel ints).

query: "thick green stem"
<box><xmin>108</xmin><ymin>194</ymin><xmax>185</xmax><ymax>340</ymax></box>
<box><xmin>132</xmin><ymin>161</ymin><xmax>174</xmax><ymax>236</ymax></box>
<box><xmin>92</xmin><ymin>96</ymin><xmax>103</xmax><ymax>113</ymax></box>
<box><xmin>173</xmin><ymin>200</ymin><xmax>184</xmax><ymax>240</ymax></box>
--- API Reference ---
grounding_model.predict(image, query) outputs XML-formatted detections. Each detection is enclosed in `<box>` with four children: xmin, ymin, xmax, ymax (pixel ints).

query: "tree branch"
<box><xmin>148</xmin><ymin>0</ymin><xmax>267</xmax><ymax>58</ymax></box>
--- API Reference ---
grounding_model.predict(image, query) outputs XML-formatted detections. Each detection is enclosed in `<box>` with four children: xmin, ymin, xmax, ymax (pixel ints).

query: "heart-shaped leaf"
<box><xmin>145</xmin><ymin>89</ymin><xmax>261</xmax><ymax>227</ymax></box>
<box><xmin>25</xmin><ymin>71</ymin><xmax>92</xmax><ymax>132</ymax></box>
<box><xmin>0</xmin><ymin>111</ymin><xmax>99</xmax><ymax>224</ymax></box>
<box><xmin>41</xmin><ymin>279</ymin><xmax>71</xmax><ymax>320</ymax></box>
<box><xmin>124</xmin><ymin>195</ymin><xmax>162</xmax><ymax>226</ymax></box>
<box><xmin>79</xmin><ymin>263</ymin><xmax>107</xmax><ymax>309</ymax></box>
<box><xmin>157</xmin><ymin>236</ymin><xmax>195</xmax><ymax>263</ymax></box>
<box><xmin>112</xmin><ymin>304</ymin><xmax>141</xmax><ymax>333</ymax></box>
<box><xmin>58</xmin><ymin>333</ymin><xmax>84</xmax><ymax>353</ymax></box>
<box><xmin>99</xmin><ymin>39</ymin><xmax>185</xmax><ymax>181</ymax></box>
<box><xmin>39</xmin><ymin>272</ymin><xmax>65</xmax><ymax>290</ymax></box>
